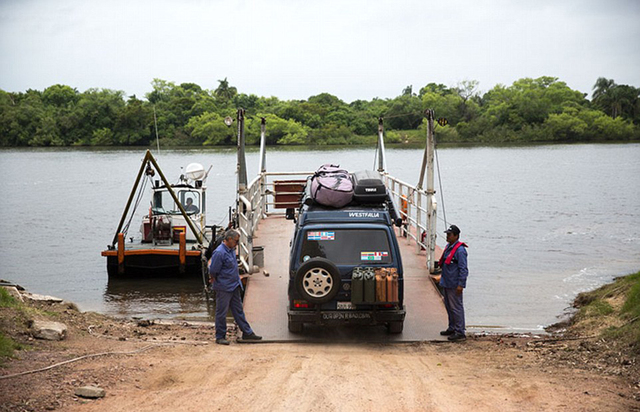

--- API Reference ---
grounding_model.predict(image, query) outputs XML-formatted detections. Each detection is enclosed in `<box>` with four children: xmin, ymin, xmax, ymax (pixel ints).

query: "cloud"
<box><xmin>1</xmin><ymin>0</ymin><xmax>638</xmax><ymax>101</ymax></box>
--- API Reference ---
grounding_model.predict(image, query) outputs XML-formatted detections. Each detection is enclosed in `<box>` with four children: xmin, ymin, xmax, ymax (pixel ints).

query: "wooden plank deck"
<box><xmin>242</xmin><ymin>216</ymin><xmax>448</xmax><ymax>342</ymax></box>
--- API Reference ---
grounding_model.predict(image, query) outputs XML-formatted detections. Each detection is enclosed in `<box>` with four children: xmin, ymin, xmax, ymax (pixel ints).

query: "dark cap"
<box><xmin>444</xmin><ymin>225</ymin><xmax>460</xmax><ymax>235</ymax></box>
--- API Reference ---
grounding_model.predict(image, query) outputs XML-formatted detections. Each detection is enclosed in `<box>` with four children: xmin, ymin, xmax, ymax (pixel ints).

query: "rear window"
<box><xmin>300</xmin><ymin>229</ymin><xmax>392</xmax><ymax>265</ymax></box>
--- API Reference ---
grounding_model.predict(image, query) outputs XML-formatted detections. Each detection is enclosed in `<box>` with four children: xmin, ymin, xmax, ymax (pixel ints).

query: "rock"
<box><xmin>75</xmin><ymin>386</ymin><xmax>106</xmax><ymax>399</ymax></box>
<box><xmin>24</xmin><ymin>293</ymin><xmax>64</xmax><ymax>303</ymax></box>
<box><xmin>30</xmin><ymin>320</ymin><xmax>67</xmax><ymax>341</ymax></box>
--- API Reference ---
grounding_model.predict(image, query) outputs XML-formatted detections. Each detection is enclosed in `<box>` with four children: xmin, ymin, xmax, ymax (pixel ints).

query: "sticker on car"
<box><xmin>360</xmin><ymin>251</ymin><xmax>389</xmax><ymax>261</ymax></box>
<box><xmin>307</xmin><ymin>231</ymin><xmax>335</xmax><ymax>240</ymax></box>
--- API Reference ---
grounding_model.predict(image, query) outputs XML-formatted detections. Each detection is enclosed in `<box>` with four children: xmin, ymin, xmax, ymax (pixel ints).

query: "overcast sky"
<box><xmin>1</xmin><ymin>0</ymin><xmax>639</xmax><ymax>102</ymax></box>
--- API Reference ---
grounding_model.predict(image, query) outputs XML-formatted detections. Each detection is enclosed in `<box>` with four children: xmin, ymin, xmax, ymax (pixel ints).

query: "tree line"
<box><xmin>0</xmin><ymin>76</ymin><xmax>638</xmax><ymax>147</ymax></box>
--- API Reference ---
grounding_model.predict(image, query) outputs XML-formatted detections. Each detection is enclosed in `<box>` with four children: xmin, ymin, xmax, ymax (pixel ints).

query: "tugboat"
<box><xmin>101</xmin><ymin>150</ymin><xmax>214</xmax><ymax>278</ymax></box>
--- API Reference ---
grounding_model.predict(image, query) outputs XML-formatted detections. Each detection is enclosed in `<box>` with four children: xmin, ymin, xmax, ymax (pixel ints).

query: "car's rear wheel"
<box><xmin>295</xmin><ymin>258</ymin><xmax>341</xmax><ymax>304</ymax></box>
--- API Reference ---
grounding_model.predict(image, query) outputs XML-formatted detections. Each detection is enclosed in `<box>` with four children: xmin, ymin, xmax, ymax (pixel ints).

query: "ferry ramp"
<box><xmin>242</xmin><ymin>216</ymin><xmax>448</xmax><ymax>343</ymax></box>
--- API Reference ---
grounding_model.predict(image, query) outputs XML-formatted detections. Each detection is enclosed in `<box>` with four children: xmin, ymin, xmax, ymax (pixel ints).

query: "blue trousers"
<box><xmin>443</xmin><ymin>287</ymin><xmax>465</xmax><ymax>335</ymax></box>
<box><xmin>215</xmin><ymin>287</ymin><xmax>253</xmax><ymax>340</ymax></box>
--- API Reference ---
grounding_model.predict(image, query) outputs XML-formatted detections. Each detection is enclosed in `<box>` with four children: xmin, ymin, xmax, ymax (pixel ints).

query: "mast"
<box><xmin>425</xmin><ymin>110</ymin><xmax>437</xmax><ymax>273</ymax></box>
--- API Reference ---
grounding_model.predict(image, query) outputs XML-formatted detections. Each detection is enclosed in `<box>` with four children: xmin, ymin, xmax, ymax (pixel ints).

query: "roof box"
<box><xmin>352</xmin><ymin>170</ymin><xmax>387</xmax><ymax>204</ymax></box>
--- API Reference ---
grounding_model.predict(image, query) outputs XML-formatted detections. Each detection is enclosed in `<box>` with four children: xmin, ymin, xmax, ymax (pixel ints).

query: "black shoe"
<box><xmin>440</xmin><ymin>329</ymin><xmax>455</xmax><ymax>336</ymax></box>
<box><xmin>448</xmin><ymin>333</ymin><xmax>466</xmax><ymax>342</ymax></box>
<box><xmin>216</xmin><ymin>338</ymin><xmax>230</xmax><ymax>345</ymax></box>
<box><xmin>242</xmin><ymin>332</ymin><xmax>262</xmax><ymax>341</ymax></box>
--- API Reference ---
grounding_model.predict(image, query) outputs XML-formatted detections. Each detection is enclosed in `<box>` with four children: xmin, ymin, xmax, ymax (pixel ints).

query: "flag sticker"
<box><xmin>360</xmin><ymin>251</ymin><xmax>389</xmax><ymax>261</ymax></box>
<box><xmin>307</xmin><ymin>231</ymin><xmax>335</xmax><ymax>241</ymax></box>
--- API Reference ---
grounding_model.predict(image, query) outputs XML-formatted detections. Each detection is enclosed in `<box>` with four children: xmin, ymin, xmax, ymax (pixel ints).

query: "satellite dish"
<box><xmin>185</xmin><ymin>163</ymin><xmax>206</xmax><ymax>181</ymax></box>
<box><xmin>224</xmin><ymin>116</ymin><xmax>234</xmax><ymax>127</ymax></box>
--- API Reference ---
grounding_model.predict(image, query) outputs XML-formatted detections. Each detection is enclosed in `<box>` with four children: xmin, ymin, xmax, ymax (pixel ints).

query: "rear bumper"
<box><xmin>288</xmin><ymin>306</ymin><xmax>406</xmax><ymax>325</ymax></box>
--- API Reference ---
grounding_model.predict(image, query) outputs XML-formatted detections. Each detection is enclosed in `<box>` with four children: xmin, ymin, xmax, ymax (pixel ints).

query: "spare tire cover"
<box><xmin>295</xmin><ymin>257</ymin><xmax>341</xmax><ymax>304</ymax></box>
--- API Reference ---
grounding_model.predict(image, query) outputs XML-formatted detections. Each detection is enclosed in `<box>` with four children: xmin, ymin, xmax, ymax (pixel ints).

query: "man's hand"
<box><xmin>456</xmin><ymin>285</ymin><xmax>464</xmax><ymax>295</ymax></box>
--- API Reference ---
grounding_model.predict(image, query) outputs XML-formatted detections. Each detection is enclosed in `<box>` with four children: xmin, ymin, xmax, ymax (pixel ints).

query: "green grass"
<box><xmin>0</xmin><ymin>331</ymin><xmax>25</xmax><ymax>365</ymax></box>
<box><xmin>574</xmin><ymin>270</ymin><xmax>640</xmax><ymax>351</ymax></box>
<box><xmin>0</xmin><ymin>288</ymin><xmax>20</xmax><ymax>308</ymax></box>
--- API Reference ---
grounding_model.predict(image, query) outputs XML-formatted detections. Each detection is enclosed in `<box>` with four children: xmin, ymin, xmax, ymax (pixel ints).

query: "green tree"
<box><xmin>214</xmin><ymin>78</ymin><xmax>238</xmax><ymax>102</ymax></box>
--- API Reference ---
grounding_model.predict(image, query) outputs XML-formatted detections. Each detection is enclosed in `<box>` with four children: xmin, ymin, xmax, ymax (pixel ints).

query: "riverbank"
<box><xmin>1</xmin><ymin>272</ymin><xmax>639</xmax><ymax>411</ymax></box>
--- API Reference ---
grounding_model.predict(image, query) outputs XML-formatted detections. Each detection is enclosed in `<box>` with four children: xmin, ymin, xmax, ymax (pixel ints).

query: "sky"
<box><xmin>1</xmin><ymin>0</ymin><xmax>639</xmax><ymax>102</ymax></box>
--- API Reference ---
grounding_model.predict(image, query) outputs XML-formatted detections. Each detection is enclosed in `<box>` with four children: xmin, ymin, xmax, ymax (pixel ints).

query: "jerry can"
<box><xmin>351</xmin><ymin>268</ymin><xmax>364</xmax><ymax>304</ymax></box>
<box><xmin>375</xmin><ymin>268</ymin><xmax>387</xmax><ymax>302</ymax></box>
<box><xmin>364</xmin><ymin>268</ymin><xmax>376</xmax><ymax>303</ymax></box>
<box><xmin>387</xmin><ymin>268</ymin><xmax>399</xmax><ymax>302</ymax></box>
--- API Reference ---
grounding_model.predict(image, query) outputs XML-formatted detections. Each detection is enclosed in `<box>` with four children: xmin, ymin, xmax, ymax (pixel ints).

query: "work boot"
<box><xmin>448</xmin><ymin>333</ymin><xmax>466</xmax><ymax>342</ymax></box>
<box><xmin>440</xmin><ymin>329</ymin><xmax>454</xmax><ymax>336</ymax></box>
<box><xmin>242</xmin><ymin>332</ymin><xmax>262</xmax><ymax>341</ymax></box>
<box><xmin>216</xmin><ymin>338</ymin><xmax>230</xmax><ymax>345</ymax></box>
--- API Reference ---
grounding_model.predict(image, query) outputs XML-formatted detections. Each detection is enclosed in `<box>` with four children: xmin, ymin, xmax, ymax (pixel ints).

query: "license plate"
<box><xmin>322</xmin><ymin>312</ymin><xmax>371</xmax><ymax>320</ymax></box>
<box><xmin>337</xmin><ymin>301</ymin><xmax>355</xmax><ymax>310</ymax></box>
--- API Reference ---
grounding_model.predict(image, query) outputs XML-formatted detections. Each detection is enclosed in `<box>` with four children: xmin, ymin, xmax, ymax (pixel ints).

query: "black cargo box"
<box><xmin>352</xmin><ymin>170</ymin><xmax>387</xmax><ymax>203</ymax></box>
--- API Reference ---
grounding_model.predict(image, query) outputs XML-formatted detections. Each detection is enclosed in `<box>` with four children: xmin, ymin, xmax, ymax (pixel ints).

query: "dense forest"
<box><xmin>0</xmin><ymin>76</ymin><xmax>638</xmax><ymax>147</ymax></box>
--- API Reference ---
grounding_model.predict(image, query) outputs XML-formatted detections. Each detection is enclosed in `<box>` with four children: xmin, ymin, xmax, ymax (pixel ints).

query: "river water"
<box><xmin>1</xmin><ymin>143</ymin><xmax>639</xmax><ymax>332</ymax></box>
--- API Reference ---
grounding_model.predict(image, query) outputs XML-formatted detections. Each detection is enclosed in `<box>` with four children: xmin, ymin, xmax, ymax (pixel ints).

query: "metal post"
<box><xmin>425</xmin><ymin>110</ymin><xmax>437</xmax><ymax>273</ymax></box>
<box><xmin>377</xmin><ymin>117</ymin><xmax>387</xmax><ymax>172</ymax></box>
<box><xmin>258</xmin><ymin>117</ymin><xmax>267</xmax><ymax>173</ymax></box>
<box><xmin>259</xmin><ymin>117</ymin><xmax>268</xmax><ymax>216</ymax></box>
<box><xmin>237</xmin><ymin>108</ymin><xmax>247</xmax><ymax>194</ymax></box>
<box><xmin>416</xmin><ymin>191</ymin><xmax>422</xmax><ymax>254</ymax></box>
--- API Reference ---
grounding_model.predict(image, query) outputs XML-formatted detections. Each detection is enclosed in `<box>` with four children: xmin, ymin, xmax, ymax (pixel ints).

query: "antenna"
<box><xmin>153</xmin><ymin>105</ymin><xmax>160</xmax><ymax>156</ymax></box>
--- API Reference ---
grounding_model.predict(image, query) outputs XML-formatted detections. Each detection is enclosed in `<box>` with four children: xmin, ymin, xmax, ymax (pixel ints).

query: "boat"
<box><xmin>101</xmin><ymin>151</ymin><xmax>214</xmax><ymax>278</ymax></box>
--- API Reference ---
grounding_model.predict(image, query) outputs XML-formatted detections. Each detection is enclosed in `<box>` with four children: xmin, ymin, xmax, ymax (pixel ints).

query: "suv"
<box><xmin>286</xmin><ymin>171</ymin><xmax>406</xmax><ymax>334</ymax></box>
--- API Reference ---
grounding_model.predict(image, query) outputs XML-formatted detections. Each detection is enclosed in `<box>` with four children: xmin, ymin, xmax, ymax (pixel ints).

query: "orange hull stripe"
<box><xmin>102</xmin><ymin>249</ymin><xmax>201</xmax><ymax>257</ymax></box>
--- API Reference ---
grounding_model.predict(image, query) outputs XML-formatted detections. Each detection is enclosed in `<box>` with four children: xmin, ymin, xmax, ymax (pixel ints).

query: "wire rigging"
<box><xmin>434</xmin><ymin>139</ymin><xmax>448</xmax><ymax>228</ymax></box>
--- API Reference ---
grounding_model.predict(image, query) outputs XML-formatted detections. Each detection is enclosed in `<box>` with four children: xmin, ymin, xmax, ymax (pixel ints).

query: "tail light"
<box><xmin>293</xmin><ymin>300</ymin><xmax>313</xmax><ymax>309</ymax></box>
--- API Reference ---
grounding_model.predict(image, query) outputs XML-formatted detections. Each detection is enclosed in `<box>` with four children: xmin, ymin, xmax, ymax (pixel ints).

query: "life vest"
<box><xmin>439</xmin><ymin>241</ymin><xmax>467</xmax><ymax>267</ymax></box>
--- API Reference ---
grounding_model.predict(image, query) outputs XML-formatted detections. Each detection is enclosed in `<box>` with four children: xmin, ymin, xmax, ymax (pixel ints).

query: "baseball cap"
<box><xmin>444</xmin><ymin>225</ymin><xmax>460</xmax><ymax>235</ymax></box>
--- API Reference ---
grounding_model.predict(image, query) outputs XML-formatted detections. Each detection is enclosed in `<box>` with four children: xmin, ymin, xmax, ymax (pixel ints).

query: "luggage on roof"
<box><xmin>309</xmin><ymin>164</ymin><xmax>354</xmax><ymax>208</ymax></box>
<box><xmin>352</xmin><ymin>170</ymin><xmax>387</xmax><ymax>204</ymax></box>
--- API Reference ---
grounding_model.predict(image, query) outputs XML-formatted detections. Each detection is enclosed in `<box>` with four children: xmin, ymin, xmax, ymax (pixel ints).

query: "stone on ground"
<box><xmin>30</xmin><ymin>320</ymin><xmax>68</xmax><ymax>341</ymax></box>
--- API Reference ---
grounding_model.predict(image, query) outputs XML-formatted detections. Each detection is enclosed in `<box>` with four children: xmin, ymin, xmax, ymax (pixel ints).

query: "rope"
<box><xmin>382</xmin><ymin>110</ymin><xmax>424</xmax><ymax>120</ymax></box>
<box><xmin>434</xmin><ymin>139</ymin><xmax>447</xmax><ymax>228</ymax></box>
<box><xmin>0</xmin><ymin>344</ymin><xmax>161</xmax><ymax>380</ymax></box>
<box><xmin>122</xmin><ymin>174</ymin><xmax>151</xmax><ymax>236</ymax></box>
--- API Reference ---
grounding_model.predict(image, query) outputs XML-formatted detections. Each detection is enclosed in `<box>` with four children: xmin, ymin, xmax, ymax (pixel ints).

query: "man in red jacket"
<box><xmin>439</xmin><ymin>225</ymin><xmax>468</xmax><ymax>342</ymax></box>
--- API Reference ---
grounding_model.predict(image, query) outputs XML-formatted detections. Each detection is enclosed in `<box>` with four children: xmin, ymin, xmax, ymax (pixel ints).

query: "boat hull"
<box><xmin>103</xmin><ymin>249</ymin><xmax>205</xmax><ymax>278</ymax></box>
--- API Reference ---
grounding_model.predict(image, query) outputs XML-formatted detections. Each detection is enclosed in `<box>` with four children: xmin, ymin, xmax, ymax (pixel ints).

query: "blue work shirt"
<box><xmin>208</xmin><ymin>242</ymin><xmax>242</xmax><ymax>292</ymax></box>
<box><xmin>439</xmin><ymin>242</ymin><xmax>469</xmax><ymax>289</ymax></box>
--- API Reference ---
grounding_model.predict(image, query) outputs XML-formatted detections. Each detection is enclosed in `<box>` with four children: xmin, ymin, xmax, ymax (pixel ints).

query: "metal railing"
<box><xmin>237</xmin><ymin>171</ymin><xmax>312</xmax><ymax>273</ymax></box>
<box><xmin>383</xmin><ymin>173</ymin><xmax>438</xmax><ymax>273</ymax></box>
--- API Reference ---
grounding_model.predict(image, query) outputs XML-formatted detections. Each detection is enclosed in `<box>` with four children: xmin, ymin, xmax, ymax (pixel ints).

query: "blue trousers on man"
<box><xmin>443</xmin><ymin>287</ymin><xmax>465</xmax><ymax>335</ymax></box>
<box><xmin>215</xmin><ymin>287</ymin><xmax>254</xmax><ymax>340</ymax></box>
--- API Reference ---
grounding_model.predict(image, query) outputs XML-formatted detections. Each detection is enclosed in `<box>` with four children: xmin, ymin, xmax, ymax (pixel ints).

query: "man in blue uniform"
<box><xmin>439</xmin><ymin>225</ymin><xmax>468</xmax><ymax>342</ymax></box>
<box><xmin>209</xmin><ymin>230</ymin><xmax>261</xmax><ymax>345</ymax></box>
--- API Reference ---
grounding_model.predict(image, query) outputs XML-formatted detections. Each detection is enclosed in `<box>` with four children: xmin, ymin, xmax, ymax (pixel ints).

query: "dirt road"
<box><xmin>1</xmin><ymin>295</ymin><xmax>639</xmax><ymax>412</ymax></box>
<box><xmin>64</xmin><ymin>341</ymin><xmax>635</xmax><ymax>412</ymax></box>
<box><xmin>2</xmin><ymin>324</ymin><xmax>637</xmax><ymax>412</ymax></box>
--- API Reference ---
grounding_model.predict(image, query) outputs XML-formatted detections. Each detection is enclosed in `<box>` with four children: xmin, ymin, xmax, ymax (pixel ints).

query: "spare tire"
<box><xmin>295</xmin><ymin>257</ymin><xmax>341</xmax><ymax>304</ymax></box>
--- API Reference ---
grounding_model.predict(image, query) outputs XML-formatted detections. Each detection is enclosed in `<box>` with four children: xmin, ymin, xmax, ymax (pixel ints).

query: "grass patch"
<box><xmin>0</xmin><ymin>288</ymin><xmax>20</xmax><ymax>308</ymax></box>
<box><xmin>0</xmin><ymin>331</ymin><xmax>25</xmax><ymax>365</ymax></box>
<box><xmin>574</xmin><ymin>270</ymin><xmax>640</xmax><ymax>352</ymax></box>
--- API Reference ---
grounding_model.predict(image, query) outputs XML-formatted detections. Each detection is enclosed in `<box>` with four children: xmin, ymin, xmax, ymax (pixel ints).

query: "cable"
<box><xmin>0</xmin><ymin>345</ymin><xmax>160</xmax><ymax>380</ymax></box>
<box><xmin>122</xmin><ymin>174</ymin><xmax>150</xmax><ymax>236</ymax></box>
<box><xmin>434</xmin><ymin>140</ymin><xmax>447</xmax><ymax>228</ymax></box>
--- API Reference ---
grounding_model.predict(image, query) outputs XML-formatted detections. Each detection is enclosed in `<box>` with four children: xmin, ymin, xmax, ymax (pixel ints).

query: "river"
<box><xmin>0</xmin><ymin>143</ymin><xmax>638</xmax><ymax>332</ymax></box>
